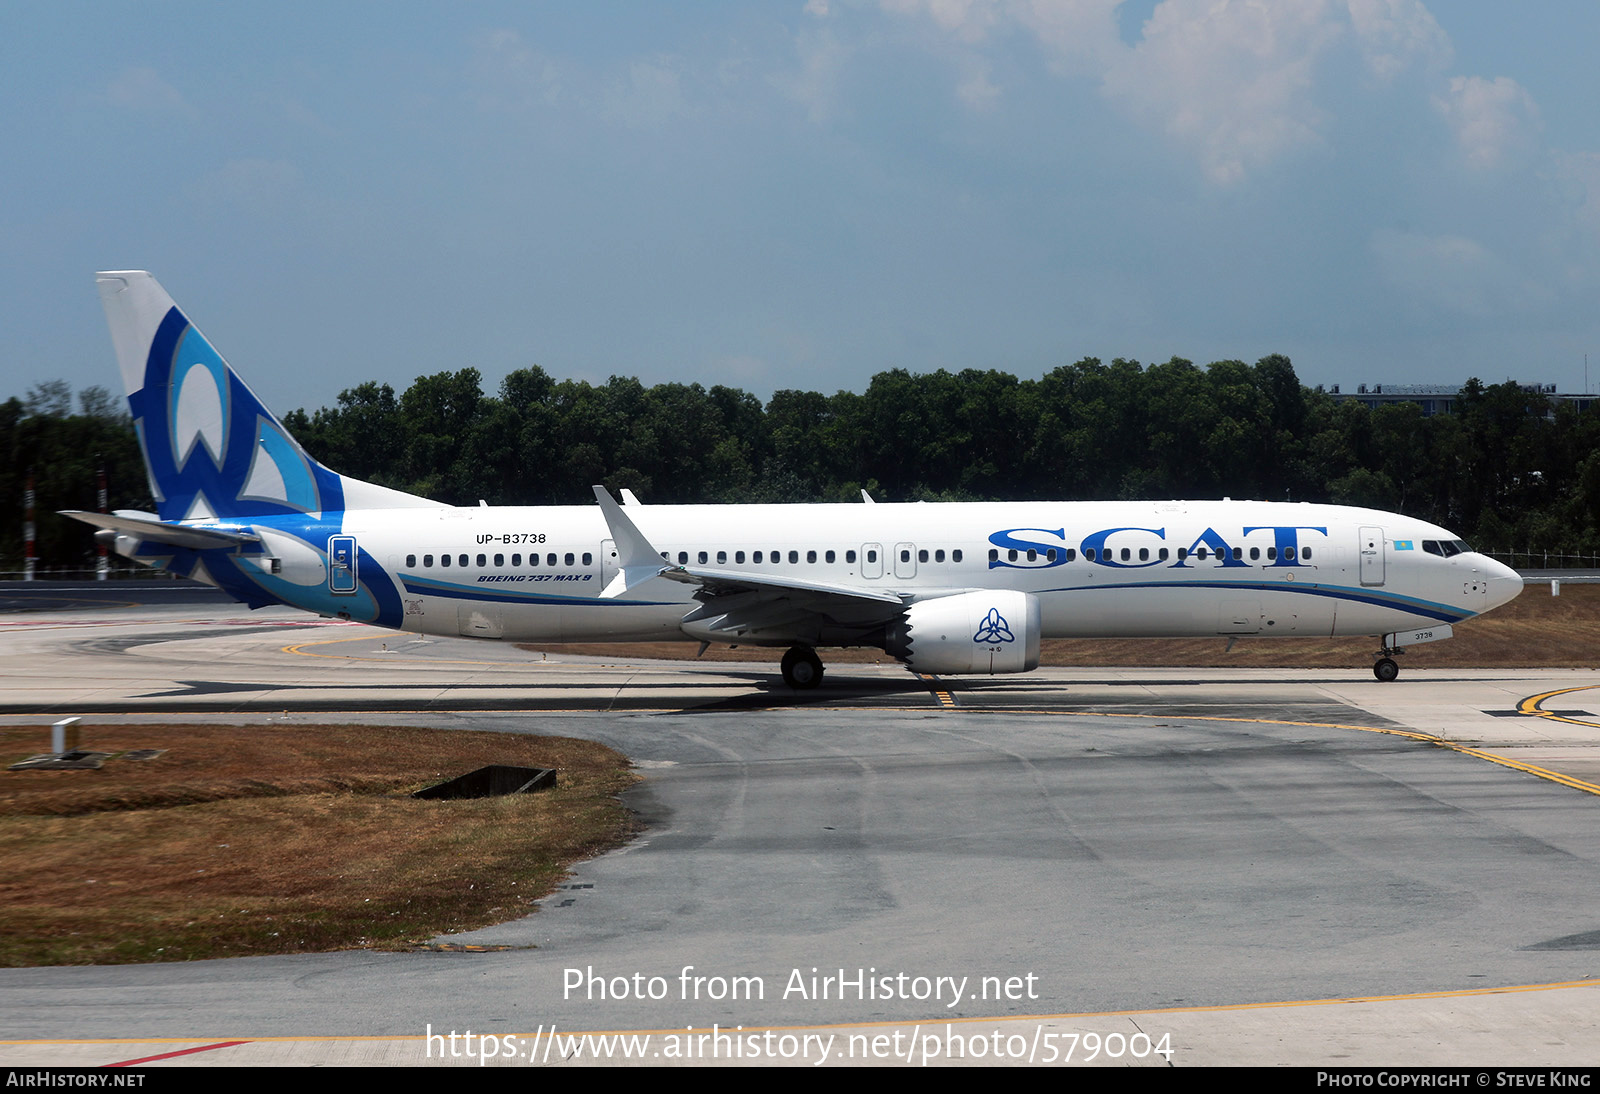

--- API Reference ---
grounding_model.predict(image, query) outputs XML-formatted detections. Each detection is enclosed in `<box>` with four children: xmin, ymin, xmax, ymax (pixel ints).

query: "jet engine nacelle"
<box><xmin>885</xmin><ymin>590</ymin><xmax>1041</xmax><ymax>675</ymax></box>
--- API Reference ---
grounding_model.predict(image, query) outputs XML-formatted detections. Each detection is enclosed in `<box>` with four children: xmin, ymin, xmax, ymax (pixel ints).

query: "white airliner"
<box><xmin>65</xmin><ymin>271</ymin><xmax>1523</xmax><ymax>688</ymax></box>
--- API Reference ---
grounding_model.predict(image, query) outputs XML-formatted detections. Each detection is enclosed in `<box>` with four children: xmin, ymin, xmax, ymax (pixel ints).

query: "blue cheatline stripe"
<box><xmin>1036</xmin><ymin>580</ymin><xmax>1473</xmax><ymax>624</ymax></box>
<box><xmin>400</xmin><ymin>574</ymin><xmax>674</xmax><ymax>608</ymax></box>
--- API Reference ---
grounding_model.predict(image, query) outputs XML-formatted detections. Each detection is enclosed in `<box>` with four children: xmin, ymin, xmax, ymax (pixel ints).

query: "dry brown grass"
<box><xmin>0</xmin><ymin>724</ymin><xmax>636</xmax><ymax>966</ymax></box>
<box><xmin>522</xmin><ymin>582</ymin><xmax>1599</xmax><ymax>670</ymax></box>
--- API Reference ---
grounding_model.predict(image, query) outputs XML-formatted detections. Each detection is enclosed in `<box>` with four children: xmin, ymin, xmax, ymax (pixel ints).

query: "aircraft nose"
<box><xmin>1481</xmin><ymin>555</ymin><xmax>1523</xmax><ymax>611</ymax></box>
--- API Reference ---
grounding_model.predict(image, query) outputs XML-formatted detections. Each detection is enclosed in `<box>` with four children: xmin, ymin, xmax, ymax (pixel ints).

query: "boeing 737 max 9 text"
<box><xmin>63</xmin><ymin>271</ymin><xmax>1524</xmax><ymax>688</ymax></box>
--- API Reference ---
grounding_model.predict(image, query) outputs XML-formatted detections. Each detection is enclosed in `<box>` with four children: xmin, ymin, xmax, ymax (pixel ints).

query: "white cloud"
<box><xmin>955</xmin><ymin>54</ymin><xmax>1001</xmax><ymax>109</ymax></box>
<box><xmin>1346</xmin><ymin>0</ymin><xmax>1451</xmax><ymax>81</ymax></box>
<box><xmin>1101</xmin><ymin>0</ymin><xmax>1346</xmax><ymax>184</ymax></box>
<box><xmin>603</xmin><ymin>59</ymin><xmax>688</xmax><ymax>127</ymax></box>
<box><xmin>1008</xmin><ymin>0</ymin><xmax>1124</xmax><ymax>72</ymax></box>
<box><xmin>470</xmin><ymin>29</ymin><xmax>565</xmax><ymax>112</ymax></box>
<box><xmin>1433</xmin><ymin>74</ymin><xmax>1540</xmax><ymax>171</ymax></box>
<box><xmin>882</xmin><ymin>0</ymin><xmax>1346</xmax><ymax>182</ymax></box>
<box><xmin>776</xmin><ymin>27</ymin><xmax>852</xmax><ymax>124</ymax></box>
<box><xmin>881</xmin><ymin>0</ymin><xmax>1006</xmax><ymax>43</ymax></box>
<box><xmin>105</xmin><ymin>67</ymin><xmax>195</xmax><ymax>117</ymax></box>
<box><xmin>1369</xmin><ymin>228</ymin><xmax>1549</xmax><ymax>316</ymax></box>
<box><xmin>876</xmin><ymin>0</ymin><xmax>1554</xmax><ymax>187</ymax></box>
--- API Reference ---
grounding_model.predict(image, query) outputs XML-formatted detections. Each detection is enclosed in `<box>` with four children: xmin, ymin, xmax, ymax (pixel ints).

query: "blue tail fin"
<box><xmin>96</xmin><ymin>271</ymin><xmax>434</xmax><ymax>522</ymax></box>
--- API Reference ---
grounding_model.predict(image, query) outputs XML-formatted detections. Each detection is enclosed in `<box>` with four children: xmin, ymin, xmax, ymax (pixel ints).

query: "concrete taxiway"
<box><xmin>3</xmin><ymin>583</ymin><xmax>1599</xmax><ymax>1066</ymax></box>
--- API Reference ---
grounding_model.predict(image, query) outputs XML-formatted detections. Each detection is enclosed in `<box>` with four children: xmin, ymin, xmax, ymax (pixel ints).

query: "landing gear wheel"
<box><xmin>1373</xmin><ymin>657</ymin><xmax>1400</xmax><ymax>683</ymax></box>
<box><xmin>781</xmin><ymin>646</ymin><xmax>824</xmax><ymax>690</ymax></box>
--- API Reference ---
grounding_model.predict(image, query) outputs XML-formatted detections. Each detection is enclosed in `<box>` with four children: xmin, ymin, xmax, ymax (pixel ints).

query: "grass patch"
<box><xmin>0</xmin><ymin>724</ymin><xmax>636</xmax><ymax>966</ymax></box>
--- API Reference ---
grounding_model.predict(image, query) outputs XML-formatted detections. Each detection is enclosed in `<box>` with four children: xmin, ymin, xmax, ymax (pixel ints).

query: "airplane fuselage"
<box><xmin>222</xmin><ymin>498</ymin><xmax>1518</xmax><ymax>647</ymax></box>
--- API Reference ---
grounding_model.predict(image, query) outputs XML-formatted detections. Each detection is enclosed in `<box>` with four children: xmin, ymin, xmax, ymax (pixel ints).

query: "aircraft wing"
<box><xmin>663</xmin><ymin>563</ymin><xmax>908</xmax><ymax>636</ymax></box>
<box><xmin>590</xmin><ymin>486</ymin><xmax>909</xmax><ymax>640</ymax></box>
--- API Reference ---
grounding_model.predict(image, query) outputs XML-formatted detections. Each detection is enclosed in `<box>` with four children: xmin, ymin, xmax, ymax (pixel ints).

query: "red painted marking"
<box><xmin>105</xmin><ymin>1040</ymin><xmax>250</xmax><ymax>1066</ymax></box>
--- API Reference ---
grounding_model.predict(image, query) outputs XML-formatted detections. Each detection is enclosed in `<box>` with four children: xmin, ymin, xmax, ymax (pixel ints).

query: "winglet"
<box><xmin>592</xmin><ymin>485</ymin><xmax>668</xmax><ymax>598</ymax></box>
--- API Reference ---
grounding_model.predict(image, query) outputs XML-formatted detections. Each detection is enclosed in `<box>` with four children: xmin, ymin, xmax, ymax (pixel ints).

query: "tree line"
<box><xmin>4</xmin><ymin>356</ymin><xmax>1597</xmax><ymax>571</ymax></box>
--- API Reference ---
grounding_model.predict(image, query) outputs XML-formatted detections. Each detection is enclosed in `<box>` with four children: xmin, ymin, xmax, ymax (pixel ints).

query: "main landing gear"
<box><xmin>781</xmin><ymin>645</ymin><xmax>824</xmax><ymax>690</ymax></box>
<box><xmin>1372</xmin><ymin>648</ymin><xmax>1403</xmax><ymax>682</ymax></box>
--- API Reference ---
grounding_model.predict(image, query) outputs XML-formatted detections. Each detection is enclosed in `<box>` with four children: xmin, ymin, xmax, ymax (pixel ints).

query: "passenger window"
<box><xmin>919</xmin><ymin>549</ymin><xmax>929</xmax><ymax>563</ymax></box>
<box><xmin>937</xmin><ymin>549</ymin><xmax>946</xmax><ymax>562</ymax></box>
<box><xmin>902</xmin><ymin>549</ymin><xmax>912</xmax><ymax>562</ymax></box>
<box><xmin>989</xmin><ymin>549</ymin><xmax>999</xmax><ymax>562</ymax></box>
<box><xmin>1284</xmin><ymin>546</ymin><xmax>1296</xmax><ymax>561</ymax></box>
<box><xmin>789</xmin><ymin>550</ymin><xmax>799</xmax><ymax>564</ymax></box>
<box><xmin>1231</xmin><ymin>547</ymin><xmax>1241</xmax><ymax>561</ymax></box>
<box><xmin>477</xmin><ymin>554</ymin><xmax>486</xmax><ymax>567</ymax></box>
<box><xmin>678</xmin><ymin>551</ymin><xmax>688</xmax><ymax>564</ymax></box>
<box><xmin>406</xmin><ymin>554</ymin><xmax>416</xmax><ymax>568</ymax></box>
<box><xmin>717</xmin><ymin>551</ymin><xmax>727</xmax><ymax>564</ymax></box>
<box><xmin>583</xmin><ymin>552</ymin><xmax>593</xmax><ymax>565</ymax></box>
<box><xmin>457</xmin><ymin>554</ymin><xmax>468</xmax><ymax>567</ymax></box>
<box><xmin>512</xmin><ymin>553</ymin><xmax>521</xmax><ymax>566</ymax></box>
<box><xmin>1250</xmin><ymin>547</ymin><xmax>1260</xmax><ymax>560</ymax></box>
<box><xmin>1121</xmin><ymin>548</ymin><xmax>1131</xmax><ymax>561</ymax></box>
<box><xmin>736</xmin><ymin>551</ymin><xmax>746</xmax><ymax>563</ymax></box>
<box><xmin>1267</xmin><ymin>547</ymin><xmax>1277</xmax><ymax>561</ymax></box>
<box><xmin>494</xmin><ymin>553</ymin><xmax>504</xmax><ymax>567</ymax></box>
<box><xmin>564</xmin><ymin>552</ymin><xmax>575</xmax><ymax>566</ymax></box>
<box><xmin>441</xmin><ymin>554</ymin><xmax>451</xmax><ymax>567</ymax></box>
<box><xmin>1065</xmin><ymin>549</ymin><xmax>1077</xmax><ymax>562</ymax></box>
<box><xmin>808</xmin><ymin>550</ymin><xmax>817</xmax><ymax>563</ymax></box>
<box><xmin>698</xmin><ymin>551</ymin><xmax>708</xmax><ymax>564</ymax></box>
<box><xmin>867</xmin><ymin>549</ymin><xmax>877</xmax><ymax>563</ymax></box>
<box><xmin>826</xmin><ymin>550</ymin><xmax>836</xmax><ymax>563</ymax></box>
<box><xmin>423</xmin><ymin>554</ymin><xmax>433</xmax><ymax>567</ymax></box>
<box><xmin>1008</xmin><ymin>549</ymin><xmax>1018</xmax><ymax>561</ymax></box>
<box><xmin>1196</xmin><ymin>548</ymin><xmax>1209</xmax><ymax>560</ymax></box>
<box><xmin>547</xmin><ymin>553</ymin><xmax>557</xmax><ymax>566</ymax></box>
<box><xmin>952</xmin><ymin>549</ymin><xmax>962</xmax><ymax>563</ymax></box>
<box><xmin>1302</xmin><ymin>547</ymin><xmax>1313</xmax><ymax>560</ymax></box>
<box><xmin>1085</xmin><ymin>548</ymin><xmax>1097</xmax><ymax>561</ymax></box>
<box><xmin>754</xmin><ymin>551</ymin><xmax>763</xmax><ymax>563</ymax></box>
<box><xmin>1158</xmin><ymin>548</ymin><xmax>1167</xmax><ymax>560</ymax></box>
<box><xmin>1177</xmin><ymin>548</ymin><xmax>1188</xmax><ymax>561</ymax></box>
<box><xmin>846</xmin><ymin>550</ymin><xmax>857</xmax><ymax>563</ymax></box>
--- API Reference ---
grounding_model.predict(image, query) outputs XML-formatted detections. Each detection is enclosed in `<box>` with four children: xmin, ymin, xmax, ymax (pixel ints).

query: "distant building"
<box><xmin>1322</xmin><ymin>382</ymin><xmax>1597</xmax><ymax>417</ymax></box>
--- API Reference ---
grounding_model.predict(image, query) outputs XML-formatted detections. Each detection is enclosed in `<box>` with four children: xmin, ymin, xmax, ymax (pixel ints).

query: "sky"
<box><xmin>3</xmin><ymin>1</ymin><xmax>1599</xmax><ymax>417</ymax></box>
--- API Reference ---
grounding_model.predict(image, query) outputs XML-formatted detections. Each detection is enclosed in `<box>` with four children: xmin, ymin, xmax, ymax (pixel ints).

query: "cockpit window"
<box><xmin>1423</xmin><ymin>539</ymin><xmax>1472</xmax><ymax>558</ymax></box>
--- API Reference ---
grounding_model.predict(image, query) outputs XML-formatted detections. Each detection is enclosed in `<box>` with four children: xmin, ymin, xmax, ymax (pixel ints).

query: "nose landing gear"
<box><xmin>1372</xmin><ymin>649</ymin><xmax>1403</xmax><ymax>682</ymax></box>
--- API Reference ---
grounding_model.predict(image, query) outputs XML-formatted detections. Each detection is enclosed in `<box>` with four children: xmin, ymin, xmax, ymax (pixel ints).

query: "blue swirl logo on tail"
<box><xmin>129</xmin><ymin>307</ymin><xmax>343</xmax><ymax>523</ymax></box>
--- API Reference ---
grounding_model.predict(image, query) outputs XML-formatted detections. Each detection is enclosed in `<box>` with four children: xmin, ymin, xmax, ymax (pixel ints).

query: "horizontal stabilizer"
<box><xmin>58</xmin><ymin>510</ymin><xmax>259</xmax><ymax>550</ymax></box>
